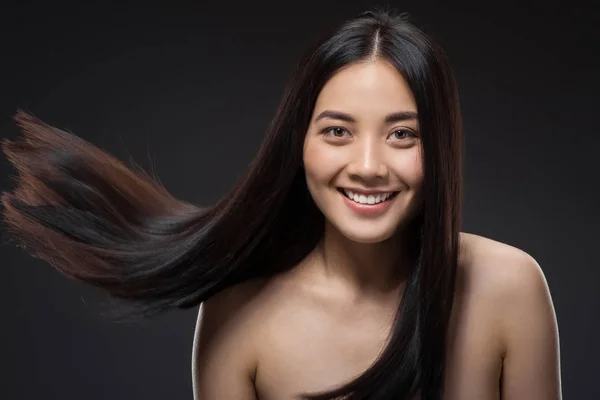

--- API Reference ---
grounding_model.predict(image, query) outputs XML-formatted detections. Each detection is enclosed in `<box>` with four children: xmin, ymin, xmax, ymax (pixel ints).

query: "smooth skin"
<box><xmin>192</xmin><ymin>60</ymin><xmax>561</xmax><ymax>399</ymax></box>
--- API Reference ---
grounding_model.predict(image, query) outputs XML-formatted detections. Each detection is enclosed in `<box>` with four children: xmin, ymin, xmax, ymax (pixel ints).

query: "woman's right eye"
<box><xmin>322</xmin><ymin>127</ymin><xmax>349</xmax><ymax>137</ymax></box>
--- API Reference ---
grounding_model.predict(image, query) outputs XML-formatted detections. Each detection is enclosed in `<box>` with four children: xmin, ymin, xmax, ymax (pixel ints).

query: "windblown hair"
<box><xmin>1</xmin><ymin>7</ymin><xmax>462</xmax><ymax>400</ymax></box>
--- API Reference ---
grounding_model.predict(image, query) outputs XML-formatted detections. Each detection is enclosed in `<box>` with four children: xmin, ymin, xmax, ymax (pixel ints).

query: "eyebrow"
<box><xmin>314</xmin><ymin>110</ymin><xmax>418</xmax><ymax>123</ymax></box>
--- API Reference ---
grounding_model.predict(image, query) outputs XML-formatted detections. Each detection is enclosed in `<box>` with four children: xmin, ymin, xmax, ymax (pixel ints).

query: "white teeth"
<box><xmin>342</xmin><ymin>189</ymin><xmax>395</xmax><ymax>205</ymax></box>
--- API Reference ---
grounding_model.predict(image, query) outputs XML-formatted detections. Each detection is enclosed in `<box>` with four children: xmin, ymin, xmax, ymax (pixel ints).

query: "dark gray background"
<box><xmin>1</xmin><ymin>1</ymin><xmax>597</xmax><ymax>398</ymax></box>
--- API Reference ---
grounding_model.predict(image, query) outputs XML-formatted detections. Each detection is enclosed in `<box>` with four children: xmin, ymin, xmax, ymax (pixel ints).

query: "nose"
<box><xmin>345</xmin><ymin>139</ymin><xmax>388</xmax><ymax>181</ymax></box>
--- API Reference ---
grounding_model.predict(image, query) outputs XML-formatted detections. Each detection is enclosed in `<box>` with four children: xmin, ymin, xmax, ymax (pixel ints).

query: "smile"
<box><xmin>338</xmin><ymin>188</ymin><xmax>400</xmax><ymax>204</ymax></box>
<box><xmin>337</xmin><ymin>188</ymin><xmax>400</xmax><ymax>215</ymax></box>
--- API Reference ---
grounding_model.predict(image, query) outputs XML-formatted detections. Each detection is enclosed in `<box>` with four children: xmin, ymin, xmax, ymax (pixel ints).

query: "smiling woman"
<box><xmin>304</xmin><ymin>60</ymin><xmax>423</xmax><ymax>245</ymax></box>
<box><xmin>1</xmin><ymin>6</ymin><xmax>560</xmax><ymax>400</ymax></box>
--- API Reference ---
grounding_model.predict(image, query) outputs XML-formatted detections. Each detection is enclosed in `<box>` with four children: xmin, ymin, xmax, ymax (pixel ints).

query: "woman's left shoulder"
<box><xmin>459</xmin><ymin>231</ymin><xmax>548</xmax><ymax>294</ymax></box>
<box><xmin>458</xmin><ymin>232</ymin><xmax>559</xmax><ymax>361</ymax></box>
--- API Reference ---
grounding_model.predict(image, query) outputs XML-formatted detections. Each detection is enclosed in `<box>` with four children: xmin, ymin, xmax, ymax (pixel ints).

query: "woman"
<box><xmin>1</xmin><ymin>8</ymin><xmax>561</xmax><ymax>400</ymax></box>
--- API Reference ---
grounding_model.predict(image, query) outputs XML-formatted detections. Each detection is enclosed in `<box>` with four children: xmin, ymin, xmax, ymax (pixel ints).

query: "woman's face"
<box><xmin>303</xmin><ymin>59</ymin><xmax>424</xmax><ymax>244</ymax></box>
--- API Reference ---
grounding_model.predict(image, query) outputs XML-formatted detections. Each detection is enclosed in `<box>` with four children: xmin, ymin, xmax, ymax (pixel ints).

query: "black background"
<box><xmin>1</xmin><ymin>0</ymin><xmax>597</xmax><ymax>398</ymax></box>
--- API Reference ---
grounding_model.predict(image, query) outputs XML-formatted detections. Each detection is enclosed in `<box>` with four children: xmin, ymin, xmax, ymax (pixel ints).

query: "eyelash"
<box><xmin>321</xmin><ymin>127</ymin><xmax>418</xmax><ymax>140</ymax></box>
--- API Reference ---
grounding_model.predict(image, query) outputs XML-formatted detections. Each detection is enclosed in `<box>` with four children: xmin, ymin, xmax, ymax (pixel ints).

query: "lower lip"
<box><xmin>339</xmin><ymin>190</ymin><xmax>399</xmax><ymax>215</ymax></box>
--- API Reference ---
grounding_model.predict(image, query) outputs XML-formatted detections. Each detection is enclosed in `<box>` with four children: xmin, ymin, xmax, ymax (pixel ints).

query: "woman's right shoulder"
<box><xmin>206</xmin><ymin>277</ymin><xmax>270</xmax><ymax>306</ymax></box>
<box><xmin>192</xmin><ymin>277</ymin><xmax>274</xmax><ymax>398</ymax></box>
<box><xmin>200</xmin><ymin>263</ymin><xmax>308</xmax><ymax>320</ymax></box>
<box><xmin>198</xmin><ymin>277</ymin><xmax>272</xmax><ymax>332</ymax></box>
<box><xmin>196</xmin><ymin>266</ymin><xmax>310</xmax><ymax>352</ymax></box>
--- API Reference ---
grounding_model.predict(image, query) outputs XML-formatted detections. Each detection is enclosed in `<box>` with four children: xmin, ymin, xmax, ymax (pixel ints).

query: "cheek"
<box><xmin>391</xmin><ymin>147</ymin><xmax>424</xmax><ymax>186</ymax></box>
<box><xmin>303</xmin><ymin>138</ymin><xmax>338</xmax><ymax>182</ymax></box>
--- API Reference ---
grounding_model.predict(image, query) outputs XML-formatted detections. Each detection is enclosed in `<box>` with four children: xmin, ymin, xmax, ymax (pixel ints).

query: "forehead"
<box><xmin>313</xmin><ymin>60</ymin><xmax>417</xmax><ymax>117</ymax></box>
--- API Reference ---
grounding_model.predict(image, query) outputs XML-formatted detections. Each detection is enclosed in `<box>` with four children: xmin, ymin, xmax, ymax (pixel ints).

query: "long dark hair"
<box><xmin>1</xmin><ymin>7</ymin><xmax>462</xmax><ymax>400</ymax></box>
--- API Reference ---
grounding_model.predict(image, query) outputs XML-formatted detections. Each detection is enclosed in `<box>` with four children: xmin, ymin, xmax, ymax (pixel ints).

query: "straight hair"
<box><xmin>1</xmin><ymin>7</ymin><xmax>462</xmax><ymax>399</ymax></box>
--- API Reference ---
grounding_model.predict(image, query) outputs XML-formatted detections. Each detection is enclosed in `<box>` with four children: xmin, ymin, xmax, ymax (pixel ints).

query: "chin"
<box><xmin>337</xmin><ymin>226</ymin><xmax>398</xmax><ymax>244</ymax></box>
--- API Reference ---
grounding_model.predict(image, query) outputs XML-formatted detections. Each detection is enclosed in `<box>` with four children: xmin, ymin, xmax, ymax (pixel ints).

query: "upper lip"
<box><xmin>339</xmin><ymin>187</ymin><xmax>399</xmax><ymax>195</ymax></box>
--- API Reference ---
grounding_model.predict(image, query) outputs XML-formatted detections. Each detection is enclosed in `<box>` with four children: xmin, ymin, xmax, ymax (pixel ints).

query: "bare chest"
<box><xmin>254</xmin><ymin>298</ymin><xmax>394</xmax><ymax>399</ymax></box>
<box><xmin>253</xmin><ymin>291</ymin><xmax>503</xmax><ymax>400</ymax></box>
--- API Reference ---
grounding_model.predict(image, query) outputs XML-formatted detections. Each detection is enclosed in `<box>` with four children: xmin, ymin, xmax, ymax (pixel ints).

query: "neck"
<box><xmin>311</xmin><ymin>221</ymin><xmax>412</xmax><ymax>303</ymax></box>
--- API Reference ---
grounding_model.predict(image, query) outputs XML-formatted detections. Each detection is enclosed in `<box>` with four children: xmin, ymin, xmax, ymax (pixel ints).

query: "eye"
<box><xmin>322</xmin><ymin>127</ymin><xmax>350</xmax><ymax>138</ymax></box>
<box><xmin>390</xmin><ymin>129</ymin><xmax>418</xmax><ymax>140</ymax></box>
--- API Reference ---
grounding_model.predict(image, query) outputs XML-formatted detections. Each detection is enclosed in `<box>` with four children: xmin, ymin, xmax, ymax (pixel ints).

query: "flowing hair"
<box><xmin>1</xmin><ymin>7</ymin><xmax>462</xmax><ymax>399</ymax></box>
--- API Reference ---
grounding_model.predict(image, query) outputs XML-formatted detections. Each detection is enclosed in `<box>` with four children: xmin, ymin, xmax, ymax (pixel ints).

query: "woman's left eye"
<box><xmin>391</xmin><ymin>129</ymin><xmax>417</xmax><ymax>140</ymax></box>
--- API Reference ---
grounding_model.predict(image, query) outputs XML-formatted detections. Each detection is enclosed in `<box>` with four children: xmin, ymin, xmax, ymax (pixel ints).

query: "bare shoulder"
<box><xmin>454</xmin><ymin>232</ymin><xmax>548</xmax><ymax>352</ymax></box>
<box><xmin>192</xmin><ymin>278</ymin><xmax>270</xmax><ymax>399</ymax></box>
<box><xmin>443</xmin><ymin>233</ymin><xmax>560</xmax><ymax>398</ymax></box>
<box><xmin>193</xmin><ymin>277</ymin><xmax>271</xmax><ymax>354</ymax></box>
<box><xmin>460</xmin><ymin>232</ymin><xmax>561</xmax><ymax>398</ymax></box>
<box><xmin>459</xmin><ymin>232</ymin><xmax>548</xmax><ymax>296</ymax></box>
<box><xmin>460</xmin><ymin>231</ymin><xmax>540</xmax><ymax>268</ymax></box>
<box><xmin>459</xmin><ymin>232</ymin><xmax>558</xmax><ymax>354</ymax></box>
